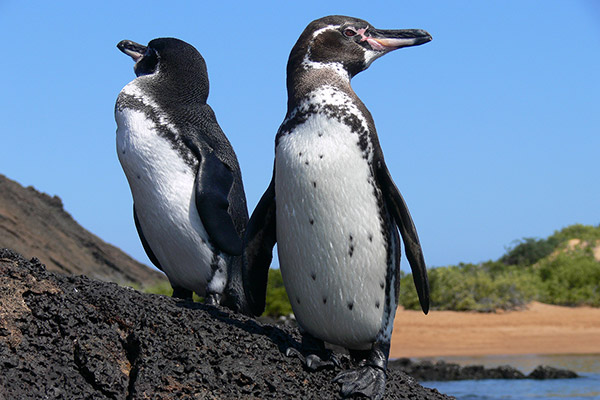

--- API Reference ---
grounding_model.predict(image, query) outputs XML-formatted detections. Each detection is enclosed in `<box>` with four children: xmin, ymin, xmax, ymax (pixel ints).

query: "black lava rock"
<box><xmin>0</xmin><ymin>249</ymin><xmax>453</xmax><ymax>399</ymax></box>
<box><xmin>389</xmin><ymin>358</ymin><xmax>577</xmax><ymax>382</ymax></box>
<box><xmin>528</xmin><ymin>365</ymin><xmax>579</xmax><ymax>380</ymax></box>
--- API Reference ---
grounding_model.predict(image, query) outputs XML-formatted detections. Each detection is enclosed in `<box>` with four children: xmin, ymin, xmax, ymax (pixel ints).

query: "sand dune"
<box><xmin>390</xmin><ymin>302</ymin><xmax>600</xmax><ymax>358</ymax></box>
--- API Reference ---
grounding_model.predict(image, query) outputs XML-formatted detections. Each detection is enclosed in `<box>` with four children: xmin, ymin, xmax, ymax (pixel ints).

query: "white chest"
<box><xmin>275</xmin><ymin>106</ymin><xmax>391</xmax><ymax>349</ymax></box>
<box><xmin>114</xmin><ymin>86</ymin><xmax>226</xmax><ymax>295</ymax></box>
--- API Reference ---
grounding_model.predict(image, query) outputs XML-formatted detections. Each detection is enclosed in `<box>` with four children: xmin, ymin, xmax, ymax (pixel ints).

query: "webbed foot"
<box><xmin>205</xmin><ymin>293</ymin><xmax>222</xmax><ymax>306</ymax></box>
<box><xmin>333</xmin><ymin>365</ymin><xmax>386</xmax><ymax>400</ymax></box>
<box><xmin>285</xmin><ymin>347</ymin><xmax>340</xmax><ymax>371</ymax></box>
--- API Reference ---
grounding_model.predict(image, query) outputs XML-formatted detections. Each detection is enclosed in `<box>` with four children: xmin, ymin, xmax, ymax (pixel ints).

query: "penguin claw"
<box><xmin>285</xmin><ymin>346</ymin><xmax>303</xmax><ymax>359</ymax></box>
<box><xmin>205</xmin><ymin>293</ymin><xmax>221</xmax><ymax>306</ymax></box>
<box><xmin>285</xmin><ymin>347</ymin><xmax>339</xmax><ymax>371</ymax></box>
<box><xmin>333</xmin><ymin>365</ymin><xmax>386</xmax><ymax>400</ymax></box>
<box><xmin>306</xmin><ymin>353</ymin><xmax>340</xmax><ymax>370</ymax></box>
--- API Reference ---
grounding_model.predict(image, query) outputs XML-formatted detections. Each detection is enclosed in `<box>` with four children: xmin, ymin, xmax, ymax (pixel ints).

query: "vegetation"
<box><xmin>139</xmin><ymin>269</ymin><xmax>293</xmax><ymax>315</ymax></box>
<box><xmin>142</xmin><ymin>224</ymin><xmax>600</xmax><ymax>315</ymax></box>
<box><xmin>400</xmin><ymin>223</ymin><xmax>600</xmax><ymax>312</ymax></box>
<box><xmin>140</xmin><ymin>281</ymin><xmax>203</xmax><ymax>302</ymax></box>
<box><xmin>399</xmin><ymin>262</ymin><xmax>539</xmax><ymax>312</ymax></box>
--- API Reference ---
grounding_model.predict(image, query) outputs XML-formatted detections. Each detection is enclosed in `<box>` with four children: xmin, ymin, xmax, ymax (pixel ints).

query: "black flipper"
<box><xmin>376</xmin><ymin>159</ymin><xmax>430</xmax><ymax>314</ymax></box>
<box><xmin>194</xmin><ymin>150</ymin><xmax>244</xmax><ymax>256</ymax></box>
<box><xmin>243</xmin><ymin>173</ymin><xmax>277</xmax><ymax>316</ymax></box>
<box><xmin>133</xmin><ymin>204</ymin><xmax>164</xmax><ymax>272</ymax></box>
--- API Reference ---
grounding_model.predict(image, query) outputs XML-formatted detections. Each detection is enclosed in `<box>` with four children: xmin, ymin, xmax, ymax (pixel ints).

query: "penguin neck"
<box><xmin>286</xmin><ymin>59</ymin><xmax>355</xmax><ymax>113</ymax></box>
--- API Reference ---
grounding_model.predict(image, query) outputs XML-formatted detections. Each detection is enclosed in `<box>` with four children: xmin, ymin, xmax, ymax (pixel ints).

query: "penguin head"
<box><xmin>117</xmin><ymin>38</ymin><xmax>209</xmax><ymax>103</ymax></box>
<box><xmin>289</xmin><ymin>15</ymin><xmax>432</xmax><ymax>78</ymax></box>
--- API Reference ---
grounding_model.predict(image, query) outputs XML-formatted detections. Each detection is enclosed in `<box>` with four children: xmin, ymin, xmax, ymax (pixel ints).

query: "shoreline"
<box><xmin>390</xmin><ymin>302</ymin><xmax>600</xmax><ymax>359</ymax></box>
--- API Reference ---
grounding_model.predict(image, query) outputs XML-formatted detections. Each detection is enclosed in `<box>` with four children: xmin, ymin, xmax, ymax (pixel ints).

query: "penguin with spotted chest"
<box><xmin>244</xmin><ymin>16</ymin><xmax>431</xmax><ymax>399</ymax></box>
<box><xmin>115</xmin><ymin>38</ymin><xmax>250</xmax><ymax>314</ymax></box>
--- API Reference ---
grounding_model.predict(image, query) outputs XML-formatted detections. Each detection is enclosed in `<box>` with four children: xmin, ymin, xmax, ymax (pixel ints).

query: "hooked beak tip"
<box><xmin>117</xmin><ymin>40</ymin><xmax>146</xmax><ymax>62</ymax></box>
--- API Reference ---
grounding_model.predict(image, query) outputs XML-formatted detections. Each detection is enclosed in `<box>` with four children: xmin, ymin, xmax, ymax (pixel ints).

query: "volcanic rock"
<box><xmin>0</xmin><ymin>249</ymin><xmax>452</xmax><ymax>399</ymax></box>
<box><xmin>528</xmin><ymin>365</ymin><xmax>578</xmax><ymax>380</ymax></box>
<box><xmin>389</xmin><ymin>358</ymin><xmax>578</xmax><ymax>382</ymax></box>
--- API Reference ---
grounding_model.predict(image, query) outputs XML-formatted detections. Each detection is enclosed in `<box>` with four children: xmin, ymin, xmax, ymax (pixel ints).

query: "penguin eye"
<box><xmin>343</xmin><ymin>28</ymin><xmax>357</xmax><ymax>37</ymax></box>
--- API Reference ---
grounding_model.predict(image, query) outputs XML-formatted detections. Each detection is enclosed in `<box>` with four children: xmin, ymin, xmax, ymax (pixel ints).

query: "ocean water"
<box><xmin>419</xmin><ymin>354</ymin><xmax>600</xmax><ymax>400</ymax></box>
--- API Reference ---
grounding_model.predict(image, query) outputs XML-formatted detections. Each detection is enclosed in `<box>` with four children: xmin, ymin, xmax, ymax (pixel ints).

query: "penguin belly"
<box><xmin>115</xmin><ymin>103</ymin><xmax>226</xmax><ymax>296</ymax></box>
<box><xmin>275</xmin><ymin>114</ymin><xmax>391</xmax><ymax>350</ymax></box>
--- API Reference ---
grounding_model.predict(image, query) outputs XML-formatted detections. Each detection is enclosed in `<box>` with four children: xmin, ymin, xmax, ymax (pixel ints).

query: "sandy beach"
<box><xmin>390</xmin><ymin>302</ymin><xmax>600</xmax><ymax>358</ymax></box>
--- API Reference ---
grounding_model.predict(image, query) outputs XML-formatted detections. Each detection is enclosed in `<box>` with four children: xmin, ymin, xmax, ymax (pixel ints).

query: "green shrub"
<box><xmin>549</xmin><ymin>224</ymin><xmax>600</xmax><ymax>244</ymax></box>
<box><xmin>264</xmin><ymin>269</ymin><xmax>293</xmax><ymax>317</ymax></box>
<box><xmin>142</xmin><ymin>280</ymin><xmax>173</xmax><ymax>296</ymax></box>
<box><xmin>400</xmin><ymin>262</ymin><xmax>537</xmax><ymax>312</ymax></box>
<box><xmin>142</xmin><ymin>281</ymin><xmax>203</xmax><ymax>302</ymax></box>
<box><xmin>500</xmin><ymin>237</ymin><xmax>559</xmax><ymax>266</ymax></box>
<box><xmin>536</xmin><ymin>250</ymin><xmax>600</xmax><ymax>306</ymax></box>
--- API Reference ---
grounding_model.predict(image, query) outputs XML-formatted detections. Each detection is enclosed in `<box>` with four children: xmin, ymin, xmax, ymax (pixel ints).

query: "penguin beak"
<box><xmin>364</xmin><ymin>29</ymin><xmax>432</xmax><ymax>52</ymax></box>
<box><xmin>117</xmin><ymin>40</ymin><xmax>147</xmax><ymax>62</ymax></box>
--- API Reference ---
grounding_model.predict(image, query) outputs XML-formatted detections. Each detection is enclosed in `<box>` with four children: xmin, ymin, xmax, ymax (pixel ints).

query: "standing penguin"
<box><xmin>115</xmin><ymin>38</ymin><xmax>250</xmax><ymax>314</ymax></box>
<box><xmin>244</xmin><ymin>16</ymin><xmax>431</xmax><ymax>399</ymax></box>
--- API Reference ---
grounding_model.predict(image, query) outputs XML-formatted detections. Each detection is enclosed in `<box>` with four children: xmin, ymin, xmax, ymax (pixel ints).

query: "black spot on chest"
<box><xmin>276</xmin><ymin>92</ymin><xmax>371</xmax><ymax>158</ymax></box>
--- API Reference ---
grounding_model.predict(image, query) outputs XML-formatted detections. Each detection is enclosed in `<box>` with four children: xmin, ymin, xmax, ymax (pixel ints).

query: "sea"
<box><xmin>417</xmin><ymin>354</ymin><xmax>600</xmax><ymax>400</ymax></box>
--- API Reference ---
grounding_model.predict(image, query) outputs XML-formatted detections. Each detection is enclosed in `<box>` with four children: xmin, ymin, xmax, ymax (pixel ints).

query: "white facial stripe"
<box><xmin>303</xmin><ymin>24</ymin><xmax>350</xmax><ymax>80</ymax></box>
<box><xmin>311</xmin><ymin>24</ymin><xmax>340</xmax><ymax>39</ymax></box>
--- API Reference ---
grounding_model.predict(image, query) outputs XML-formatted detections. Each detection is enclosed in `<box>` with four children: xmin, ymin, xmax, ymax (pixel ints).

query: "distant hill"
<box><xmin>0</xmin><ymin>174</ymin><xmax>165</xmax><ymax>287</ymax></box>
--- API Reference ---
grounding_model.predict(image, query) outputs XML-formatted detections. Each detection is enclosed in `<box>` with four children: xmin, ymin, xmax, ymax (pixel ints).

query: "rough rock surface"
<box><xmin>0</xmin><ymin>174</ymin><xmax>165</xmax><ymax>286</ymax></box>
<box><xmin>528</xmin><ymin>365</ymin><xmax>578</xmax><ymax>380</ymax></box>
<box><xmin>0</xmin><ymin>249</ymin><xmax>453</xmax><ymax>399</ymax></box>
<box><xmin>390</xmin><ymin>358</ymin><xmax>578</xmax><ymax>382</ymax></box>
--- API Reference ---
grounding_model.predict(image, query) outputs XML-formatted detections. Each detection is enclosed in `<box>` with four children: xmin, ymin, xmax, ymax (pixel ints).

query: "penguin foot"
<box><xmin>222</xmin><ymin>283</ymin><xmax>253</xmax><ymax>316</ymax></box>
<box><xmin>172</xmin><ymin>286</ymin><xmax>194</xmax><ymax>301</ymax></box>
<box><xmin>205</xmin><ymin>293</ymin><xmax>222</xmax><ymax>306</ymax></box>
<box><xmin>285</xmin><ymin>347</ymin><xmax>340</xmax><ymax>371</ymax></box>
<box><xmin>333</xmin><ymin>365</ymin><xmax>386</xmax><ymax>400</ymax></box>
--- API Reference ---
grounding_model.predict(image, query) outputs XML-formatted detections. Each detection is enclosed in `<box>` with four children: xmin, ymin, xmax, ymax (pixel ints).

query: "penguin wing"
<box><xmin>194</xmin><ymin>148</ymin><xmax>244</xmax><ymax>256</ymax></box>
<box><xmin>243</xmin><ymin>172</ymin><xmax>277</xmax><ymax>316</ymax></box>
<box><xmin>133</xmin><ymin>204</ymin><xmax>165</xmax><ymax>272</ymax></box>
<box><xmin>376</xmin><ymin>160</ymin><xmax>430</xmax><ymax>314</ymax></box>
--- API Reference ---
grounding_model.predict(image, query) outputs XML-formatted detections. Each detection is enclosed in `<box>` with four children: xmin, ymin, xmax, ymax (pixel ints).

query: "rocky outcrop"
<box><xmin>389</xmin><ymin>358</ymin><xmax>578</xmax><ymax>382</ymax></box>
<box><xmin>528</xmin><ymin>365</ymin><xmax>578</xmax><ymax>380</ymax></box>
<box><xmin>0</xmin><ymin>249</ymin><xmax>452</xmax><ymax>399</ymax></box>
<box><xmin>0</xmin><ymin>174</ymin><xmax>164</xmax><ymax>286</ymax></box>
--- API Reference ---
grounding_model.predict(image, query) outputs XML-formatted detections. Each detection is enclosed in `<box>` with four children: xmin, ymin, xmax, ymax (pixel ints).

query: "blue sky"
<box><xmin>1</xmin><ymin>1</ymin><xmax>599</xmax><ymax>274</ymax></box>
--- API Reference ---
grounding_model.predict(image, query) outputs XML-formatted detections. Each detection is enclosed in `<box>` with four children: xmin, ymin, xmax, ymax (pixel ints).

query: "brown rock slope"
<box><xmin>0</xmin><ymin>174</ymin><xmax>164</xmax><ymax>286</ymax></box>
<box><xmin>0</xmin><ymin>250</ymin><xmax>452</xmax><ymax>399</ymax></box>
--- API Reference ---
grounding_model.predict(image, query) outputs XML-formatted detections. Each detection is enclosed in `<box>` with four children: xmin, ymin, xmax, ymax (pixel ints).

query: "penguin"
<box><xmin>115</xmin><ymin>37</ymin><xmax>250</xmax><ymax>314</ymax></box>
<box><xmin>244</xmin><ymin>16</ymin><xmax>431</xmax><ymax>399</ymax></box>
